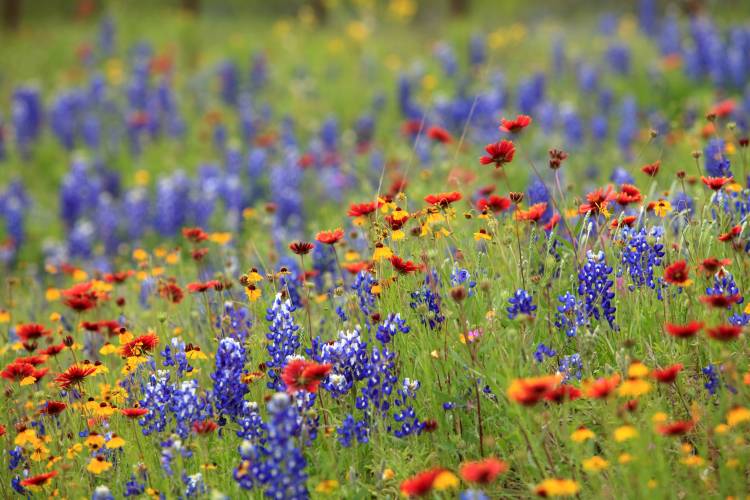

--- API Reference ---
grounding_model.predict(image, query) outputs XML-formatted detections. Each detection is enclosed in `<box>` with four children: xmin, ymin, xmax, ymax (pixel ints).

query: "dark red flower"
<box><xmin>400</xmin><ymin>468</ymin><xmax>446</xmax><ymax>497</ymax></box>
<box><xmin>159</xmin><ymin>282</ymin><xmax>184</xmax><ymax>304</ymax></box>
<box><xmin>38</xmin><ymin>343</ymin><xmax>65</xmax><ymax>357</ymax></box>
<box><xmin>289</xmin><ymin>241</ymin><xmax>315</xmax><ymax>255</ymax></box>
<box><xmin>281</xmin><ymin>359</ymin><xmax>332</xmax><ymax>394</ymax></box>
<box><xmin>20</xmin><ymin>471</ymin><xmax>58</xmax><ymax>487</ymax></box>
<box><xmin>611</xmin><ymin>215</ymin><xmax>637</xmax><ymax>228</ymax></box>
<box><xmin>426</xmin><ymin>125</ymin><xmax>453</xmax><ymax>143</ymax></box>
<box><xmin>62</xmin><ymin>282</ymin><xmax>99</xmax><ymax>312</ymax></box>
<box><xmin>665</xmin><ymin>321</ymin><xmax>703</xmax><ymax>338</ymax></box>
<box><xmin>718</xmin><ymin>225</ymin><xmax>742</xmax><ymax>242</ymax></box>
<box><xmin>343</xmin><ymin>261</ymin><xmax>374</xmax><ymax>274</ymax></box>
<box><xmin>389</xmin><ymin>255</ymin><xmax>423</xmax><ymax>274</ymax></box>
<box><xmin>121</xmin><ymin>407</ymin><xmax>149</xmax><ymax>419</ymax></box>
<box><xmin>187</xmin><ymin>281</ymin><xmax>221</xmax><ymax>293</ymax></box>
<box><xmin>663</xmin><ymin>260</ymin><xmax>691</xmax><ymax>286</ymax></box>
<box><xmin>347</xmin><ymin>201</ymin><xmax>382</xmax><ymax>217</ymax></box>
<box><xmin>54</xmin><ymin>364</ymin><xmax>97</xmax><ymax>389</ymax></box>
<box><xmin>40</xmin><ymin>401</ymin><xmax>67</xmax><ymax>416</ymax></box>
<box><xmin>641</xmin><ymin>160</ymin><xmax>660</xmax><ymax>177</ymax></box>
<box><xmin>459</xmin><ymin>458</ymin><xmax>508</xmax><ymax>484</ymax></box>
<box><xmin>652</xmin><ymin>364</ymin><xmax>683</xmax><ymax>384</ymax></box>
<box><xmin>548</xmin><ymin>148</ymin><xmax>568</xmax><ymax>169</ymax></box>
<box><xmin>401</xmin><ymin>119</ymin><xmax>423</xmax><ymax>137</ymax></box>
<box><xmin>706</xmin><ymin>324</ymin><xmax>743</xmax><ymax>341</ymax></box>
<box><xmin>120</xmin><ymin>333</ymin><xmax>160</xmax><ymax>357</ymax></box>
<box><xmin>0</xmin><ymin>362</ymin><xmax>35</xmax><ymax>381</ymax></box>
<box><xmin>192</xmin><ymin>419</ymin><xmax>219</xmax><ymax>434</ymax></box>
<box><xmin>476</xmin><ymin>195</ymin><xmax>511</xmax><ymax>213</ymax></box>
<box><xmin>16</xmin><ymin>323</ymin><xmax>51</xmax><ymax>342</ymax></box>
<box><xmin>479</xmin><ymin>140</ymin><xmax>516</xmax><ymax>168</ymax></box>
<box><xmin>657</xmin><ymin>420</ymin><xmax>694</xmax><ymax>436</ymax></box>
<box><xmin>616</xmin><ymin>184</ymin><xmax>642</xmax><ymax>206</ymax></box>
<box><xmin>579</xmin><ymin>186</ymin><xmax>616</xmax><ymax>215</ymax></box>
<box><xmin>701</xmin><ymin>176</ymin><xmax>733</xmax><ymax>191</ymax></box>
<box><xmin>699</xmin><ymin>294</ymin><xmax>742</xmax><ymax>308</ymax></box>
<box><xmin>14</xmin><ymin>355</ymin><xmax>47</xmax><ymax>366</ymax></box>
<box><xmin>316</xmin><ymin>229</ymin><xmax>344</xmax><ymax>245</ymax></box>
<box><xmin>710</xmin><ymin>99</ymin><xmax>735</xmax><ymax>118</ymax></box>
<box><xmin>385</xmin><ymin>213</ymin><xmax>409</xmax><ymax>230</ymax></box>
<box><xmin>543</xmin><ymin>213</ymin><xmax>561</xmax><ymax>232</ymax></box>
<box><xmin>103</xmin><ymin>271</ymin><xmax>134</xmax><ymax>283</ymax></box>
<box><xmin>499</xmin><ymin>115</ymin><xmax>532</xmax><ymax>133</ymax></box>
<box><xmin>515</xmin><ymin>203</ymin><xmax>548</xmax><ymax>223</ymax></box>
<box><xmin>182</xmin><ymin>227</ymin><xmax>209</xmax><ymax>242</ymax></box>
<box><xmin>543</xmin><ymin>385</ymin><xmax>582</xmax><ymax>403</ymax></box>
<box><xmin>699</xmin><ymin>257</ymin><xmax>731</xmax><ymax>274</ymax></box>
<box><xmin>424</xmin><ymin>191</ymin><xmax>462</xmax><ymax>207</ymax></box>
<box><xmin>585</xmin><ymin>375</ymin><xmax>620</xmax><ymax>399</ymax></box>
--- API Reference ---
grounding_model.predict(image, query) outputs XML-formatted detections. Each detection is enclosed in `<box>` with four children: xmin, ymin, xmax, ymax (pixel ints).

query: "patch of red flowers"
<box><xmin>19</xmin><ymin>470</ymin><xmax>58</xmax><ymax>488</ymax></box>
<box><xmin>699</xmin><ymin>294</ymin><xmax>741</xmax><ymax>308</ymax></box>
<box><xmin>476</xmin><ymin>195</ymin><xmax>511</xmax><ymax>213</ymax></box>
<box><xmin>120</xmin><ymin>333</ymin><xmax>160</xmax><ymax>357</ymax></box>
<box><xmin>16</xmin><ymin>323</ymin><xmax>50</xmax><ymax>342</ymax></box>
<box><xmin>61</xmin><ymin>282</ymin><xmax>100</xmax><ymax>312</ymax></box>
<box><xmin>699</xmin><ymin>257</ymin><xmax>730</xmax><ymax>274</ymax></box>
<box><xmin>579</xmin><ymin>186</ymin><xmax>616</xmax><ymax>215</ymax></box>
<box><xmin>515</xmin><ymin>202</ymin><xmax>548</xmax><ymax>223</ymax></box>
<box><xmin>182</xmin><ymin>227</ymin><xmax>209</xmax><ymax>243</ymax></box>
<box><xmin>389</xmin><ymin>255</ymin><xmax>424</xmax><ymax>274</ymax></box>
<box><xmin>718</xmin><ymin>225</ymin><xmax>742</xmax><ymax>242</ymax></box>
<box><xmin>616</xmin><ymin>184</ymin><xmax>642</xmax><ymax>206</ymax></box>
<box><xmin>187</xmin><ymin>280</ymin><xmax>221</xmax><ymax>293</ymax></box>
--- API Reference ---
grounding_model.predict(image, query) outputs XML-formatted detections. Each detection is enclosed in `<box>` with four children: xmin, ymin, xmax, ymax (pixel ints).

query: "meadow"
<box><xmin>1</xmin><ymin>0</ymin><xmax>750</xmax><ymax>498</ymax></box>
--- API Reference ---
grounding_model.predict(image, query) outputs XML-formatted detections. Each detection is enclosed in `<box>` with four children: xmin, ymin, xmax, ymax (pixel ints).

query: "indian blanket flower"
<box><xmin>459</xmin><ymin>458</ymin><xmax>508</xmax><ymax>484</ymax></box>
<box><xmin>476</xmin><ymin>195</ymin><xmax>511</xmax><ymax>213</ymax></box>
<box><xmin>507</xmin><ymin>374</ymin><xmax>562</xmax><ymax>406</ymax></box>
<box><xmin>663</xmin><ymin>260</ymin><xmax>692</xmax><ymax>286</ymax></box>
<box><xmin>701</xmin><ymin>176</ymin><xmax>733</xmax><ymax>191</ymax></box>
<box><xmin>652</xmin><ymin>364</ymin><xmax>683</xmax><ymax>383</ymax></box>
<box><xmin>700</xmin><ymin>294</ymin><xmax>741</xmax><ymax>308</ymax></box>
<box><xmin>16</xmin><ymin>323</ymin><xmax>50</xmax><ymax>342</ymax></box>
<box><xmin>499</xmin><ymin>115</ymin><xmax>532</xmax><ymax>133</ymax></box>
<box><xmin>515</xmin><ymin>203</ymin><xmax>548</xmax><ymax>223</ymax></box>
<box><xmin>19</xmin><ymin>470</ymin><xmax>58</xmax><ymax>488</ymax></box>
<box><xmin>390</xmin><ymin>255</ymin><xmax>423</xmax><ymax>274</ymax></box>
<box><xmin>657</xmin><ymin>420</ymin><xmax>695</xmax><ymax>436</ymax></box>
<box><xmin>706</xmin><ymin>324</ymin><xmax>743</xmax><ymax>341</ymax></box>
<box><xmin>700</xmin><ymin>257</ymin><xmax>731</xmax><ymax>274</ymax></box>
<box><xmin>585</xmin><ymin>374</ymin><xmax>621</xmax><ymax>399</ymax></box>
<box><xmin>426</xmin><ymin>125</ymin><xmax>453</xmax><ymax>143</ymax></box>
<box><xmin>579</xmin><ymin>186</ymin><xmax>615</xmax><ymax>215</ymax></box>
<box><xmin>289</xmin><ymin>240</ymin><xmax>314</xmax><ymax>255</ymax></box>
<box><xmin>480</xmin><ymin>140</ymin><xmax>515</xmax><ymax>168</ymax></box>
<box><xmin>315</xmin><ymin>228</ymin><xmax>344</xmax><ymax>245</ymax></box>
<box><xmin>281</xmin><ymin>359</ymin><xmax>332</xmax><ymax>394</ymax></box>
<box><xmin>61</xmin><ymin>282</ymin><xmax>99</xmax><ymax>312</ymax></box>
<box><xmin>424</xmin><ymin>191</ymin><xmax>462</xmax><ymax>207</ymax></box>
<box><xmin>54</xmin><ymin>363</ymin><xmax>97</xmax><ymax>389</ymax></box>
<box><xmin>616</xmin><ymin>184</ymin><xmax>642</xmax><ymax>206</ymax></box>
<box><xmin>347</xmin><ymin>200</ymin><xmax>382</xmax><ymax>217</ymax></box>
<box><xmin>665</xmin><ymin>321</ymin><xmax>703</xmax><ymax>338</ymax></box>
<box><xmin>400</xmin><ymin>468</ymin><xmax>449</xmax><ymax>497</ymax></box>
<box><xmin>120</xmin><ymin>333</ymin><xmax>159</xmax><ymax>357</ymax></box>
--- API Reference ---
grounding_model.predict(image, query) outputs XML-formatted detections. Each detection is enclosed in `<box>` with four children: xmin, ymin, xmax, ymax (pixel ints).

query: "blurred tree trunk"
<box><xmin>449</xmin><ymin>0</ymin><xmax>469</xmax><ymax>16</ymax></box>
<box><xmin>2</xmin><ymin>0</ymin><xmax>20</xmax><ymax>31</ymax></box>
<box><xmin>182</xmin><ymin>0</ymin><xmax>199</xmax><ymax>14</ymax></box>
<box><xmin>310</xmin><ymin>0</ymin><xmax>327</xmax><ymax>24</ymax></box>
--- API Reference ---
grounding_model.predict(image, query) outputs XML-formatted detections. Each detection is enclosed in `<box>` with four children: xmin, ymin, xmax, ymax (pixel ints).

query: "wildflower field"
<box><xmin>3</xmin><ymin>0</ymin><xmax>750</xmax><ymax>498</ymax></box>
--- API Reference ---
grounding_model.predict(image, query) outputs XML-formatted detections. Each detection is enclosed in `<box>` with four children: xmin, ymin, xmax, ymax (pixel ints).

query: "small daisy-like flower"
<box><xmin>499</xmin><ymin>115</ymin><xmax>532</xmax><ymax>133</ymax></box>
<box><xmin>288</xmin><ymin>241</ymin><xmax>314</xmax><ymax>255</ymax></box>
<box><xmin>316</xmin><ymin>228</ymin><xmax>344</xmax><ymax>245</ymax></box>
<box><xmin>571</xmin><ymin>427</ymin><xmax>595</xmax><ymax>443</ymax></box>
<box><xmin>54</xmin><ymin>364</ymin><xmax>97</xmax><ymax>389</ymax></box>
<box><xmin>534</xmin><ymin>478</ymin><xmax>580</xmax><ymax>497</ymax></box>
<box><xmin>663</xmin><ymin>260</ymin><xmax>692</xmax><ymax>286</ymax></box>
<box><xmin>87</xmin><ymin>456</ymin><xmax>113</xmax><ymax>474</ymax></box>
<box><xmin>613</xmin><ymin>425</ymin><xmax>638</xmax><ymax>442</ymax></box>
<box><xmin>651</xmin><ymin>199</ymin><xmax>672</xmax><ymax>217</ymax></box>
<box><xmin>665</xmin><ymin>321</ymin><xmax>703</xmax><ymax>338</ymax></box>
<box><xmin>480</xmin><ymin>140</ymin><xmax>515</xmax><ymax>168</ymax></box>
<box><xmin>281</xmin><ymin>359</ymin><xmax>332</xmax><ymax>394</ymax></box>
<box><xmin>582</xmin><ymin>456</ymin><xmax>609</xmax><ymax>473</ymax></box>
<box><xmin>701</xmin><ymin>176</ymin><xmax>733</xmax><ymax>191</ymax></box>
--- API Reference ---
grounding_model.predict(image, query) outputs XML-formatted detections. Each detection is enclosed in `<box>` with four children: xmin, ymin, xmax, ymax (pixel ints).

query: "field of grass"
<box><xmin>1</xmin><ymin>0</ymin><xmax>750</xmax><ymax>498</ymax></box>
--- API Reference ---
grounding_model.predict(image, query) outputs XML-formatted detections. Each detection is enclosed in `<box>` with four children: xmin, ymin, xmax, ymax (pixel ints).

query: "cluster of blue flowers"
<box><xmin>211</xmin><ymin>338</ymin><xmax>249</xmax><ymax>423</ymax></box>
<box><xmin>616</xmin><ymin>226</ymin><xmax>665</xmax><ymax>293</ymax></box>
<box><xmin>139</xmin><ymin>371</ymin><xmax>211</xmax><ymax>439</ymax></box>
<box><xmin>507</xmin><ymin>289</ymin><xmax>537</xmax><ymax>319</ymax></box>
<box><xmin>578</xmin><ymin>251</ymin><xmax>617</xmax><ymax>329</ymax></box>
<box><xmin>265</xmin><ymin>293</ymin><xmax>301</xmax><ymax>390</ymax></box>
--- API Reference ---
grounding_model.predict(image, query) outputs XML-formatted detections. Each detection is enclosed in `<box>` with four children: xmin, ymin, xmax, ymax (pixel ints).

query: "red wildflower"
<box><xmin>641</xmin><ymin>160</ymin><xmax>660</xmax><ymax>177</ymax></box>
<box><xmin>16</xmin><ymin>323</ymin><xmax>50</xmax><ymax>342</ymax></box>
<box><xmin>515</xmin><ymin>202</ymin><xmax>548</xmax><ymax>223</ymax></box>
<box><xmin>54</xmin><ymin>364</ymin><xmax>97</xmax><ymax>389</ymax></box>
<box><xmin>616</xmin><ymin>184</ymin><xmax>642</xmax><ymax>206</ymax></box>
<box><xmin>426</xmin><ymin>125</ymin><xmax>453</xmax><ymax>143</ymax></box>
<box><xmin>585</xmin><ymin>374</ymin><xmax>621</xmax><ymax>399</ymax></box>
<box><xmin>159</xmin><ymin>282</ymin><xmax>184</xmax><ymax>304</ymax></box>
<box><xmin>343</xmin><ymin>261</ymin><xmax>373</xmax><ymax>274</ymax></box>
<box><xmin>507</xmin><ymin>375</ymin><xmax>562</xmax><ymax>406</ymax></box>
<box><xmin>401</xmin><ymin>119</ymin><xmax>423</xmax><ymax>137</ymax></box>
<box><xmin>548</xmin><ymin>148</ymin><xmax>568</xmax><ymax>169</ymax></box>
<box><xmin>699</xmin><ymin>294</ymin><xmax>742</xmax><ymax>308</ymax></box>
<box><xmin>710</xmin><ymin>98</ymin><xmax>735</xmax><ymax>118</ymax></box>
<box><xmin>424</xmin><ymin>191</ymin><xmax>462</xmax><ymax>207</ymax></box>
<box><xmin>479</xmin><ymin>140</ymin><xmax>516</xmax><ymax>168</ymax></box>
<box><xmin>19</xmin><ymin>471</ymin><xmax>57</xmax><ymax>488</ymax></box>
<box><xmin>701</xmin><ymin>176</ymin><xmax>733</xmax><ymax>191</ymax></box>
<box><xmin>192</xmin><ymin>419</ymin><xmax>219</xmax><ymax>434</ymax></box>
<box><xmin>499</xmin><ymin>115</ymin><xmax>532</xmax><ymax>133</ymax></box>
<box><xmin>385</xmin><ymin>213</ymin><xmax>409</xmax><ymax>230</ymax></box>
<box><xmin>611</xmin><ymin>215</ymin><xmax>637</xmax><ymax>228</ymax></box>
<box><xmin>706</xmin><ymin>324</ymin><xmax>743</xmax><ymax>341</ymax></box>
<box><xmin>657</xmin><ymin>420</ymin><xmax>695</xmax><ymax>436</ymax></box>
<box><xmin>460</xmin><ymin>458</ymin><xmax>508</xmax><ymax>484</ymax></box>
<box><xmin>543</xmin><ymin>385</ymin><xmax>582</xmax><ymax>403</ymax></box>
<box><xmin>400</xmin><ymin>468</ymin><xmax>446</xmax><ymax>497</ymax></box>
<box><xmin>187</xmin><ymin>281</ymin><xmax>221</xmax><ymax>293</ymax></box>
<box><xmin>347</xmin><ymin>201</ymin><xmax>382</xmax><ymax>217</ymax></box>
<box><xmin>120</xmin><ymin>333</ymin><xmax>160</xmax><ymax>357</ymax></box>
<box><xmin>476</xmin><ymin>195</ymin><xmax>511</xmax><ymax>213</ymax></box>
<box><xmin>281</xmin><ymin>359</ymin><xmax>332</xmax><ymax>394</ymax></box>
<box><xmin>289</xmin><ymin>241</ymin><xmax>315</xmax><ymax>255</ymax></box>
<box><xmin>121</xmin><ymin>407</ymin><xmax>149</xmax><ymax>419</ymax></box>
<box><xmin>652</xmin><ymin>364</ymin><xmax>683</xmax><ymax>384</ymax></box>
<box><xmin>389</xmin><ymin>255</ymin><xmax>423</xmax><ymax>274</ymax></box>
<box><xmin>0</xmin><ymin>362</ymin><xmax>35</xmax><ymax>382</ymax></box>
<box><xmin>192</xmin><ymin>248</ymin><xmax>209</xmax><ymax>261</ymax></box>
<box><xmin>103</xmin><ymin>271</ymin><xmax>134</xmax><ymax>283</ymax></box>
<box><xmin>543</xmin><ymin>213</ymin><xmax>561</xmax><ymax>232</ymax></box>
<box><xmin>14</xmin><ymin>355</ymin><xmax>47</xmax><ymax>366</ymax></box>
<box><xmin>665</xmin><ymin>321</ymin><xmax>703</xmax><ymax>338</ymax></box>
<box><xmin>39</xmin><ymin>343</ymin><xmax>65</xmax><ymax>357</ymax></box>
<box><xmin>182</xmin><ymin>227</ymin><xmax>209</xmax><ymax>242</ymax></box>
<box><xmin>663</xmin><ymin>260</ymin><xmax>691</xmax><ymax>286</ymax></box>
<box><xmin>61</xmin><ymin>282</ymin><xmax>99</xmax><ymax>312</ymax></box>
<box><xmin>40</xmin><ymin>401</ymin><xmax>67</xmax><ymax>416</ymax></box>
<box><xmin>316</xmin><ymin>229</ymin><xmax>344</xmax><ymax>245</ymax></box>
<box><xmin>579</xmin><ymin>186</ymin><xmax>616</xmax><ymax>215</ymax></box>
<box><xmin>699</xmin><ymin>257</ymin><xmax>731</xmax><ymax>274</ymax></box>
<box><xmin>718</xmin><ymin>225</ymin><xmax>742</xmax><ymax>242</ymax></box>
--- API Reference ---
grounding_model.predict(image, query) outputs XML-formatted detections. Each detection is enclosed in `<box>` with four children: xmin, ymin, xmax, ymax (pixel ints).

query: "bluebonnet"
<box><xmin>353</xmin><ymin>271</ymin><xmax>378</xmax><ymax>328</ymax></box>
<box><xmin>706</xmin><ymin>273</ymin><xmax>743</xmax><ymax>307</ymax></box>
<box><xmin>461</xmin><ymin>490</ymin><xmax>490</xmax><ymax>500</ymax></box>
<box><xmin>533</xmin><ymin>343</ymin><xmax>556</xmax><ymax>363</ymax></box>
<box><xmin>182</xmin><ymin>472</ymin><xmax>206</xmax><ymax>498</ymax></box>
<box><xmin>337</xmin><ymin>414</ymin><xmax>369</xmax><ymax>447</ymax></box>
<box><xmin>220</xmin><ymin>302</ymin><xmax>253</xmax><ymax>342</ymax></box>
<box><xmin>234</xmin><ymin>393</ymin><xmax>309</xmax><ymax>498</ymax></box>
<box><xmin>316</xmin><ymin>328</ymin><xmax>369</xmax><ymax>398</ymax></box>
<box><xmin>11</xmin><ymin>477</ymin><xmax>25</xmax><ymax>495</ymax></box>
<box><xmin>124</xmin><ymin>475</ymin><xmax>146</xmax><ymax>497</ymax></box>
<box><xmin>92</xmin><ymin>486</ymin><xmax>114</xmax><ymax>500</ymax></box>
<box><xmin>704</xmin><ymin>139</ymin><xmax>732</xmax><ymax>177</ymax></box>
<box><xmin>265</xmin><ymin>293</ymin><xmax>301</xmax><ymax>390</ymax></box>
<box><xmin>554</xmin><ymin>292</ymin><xmax>585</xmax><ymax>337</ymax></box>
<box><xmin>558</xmin><ymin>354</ymin><xmax>583</xmax><ymax>383</ymax></box>
<box><xmin>507</xmin><ymin>289</ymin><xmax>536</xmax><ymax>319</ymax></box>
<box><xmin>616</xmin><ymin>226</ymin><xmax>665</xmax><ymax>291</ymax></box>
<box><xmin>236</xmin><ymin>401</ymin><xmax>265</xmax><ymax>441</ymax></box>
<box><xmin>617</xmin><ymin>96</ymin><xmax>638</xmax><ymax>159</ymax></box>
<box><xmin>161</xmin><ymin>337</ymin><xmax>193</xmax><ymax>378</ymax></box>
<box><xmin>578</xmin><ymin>251</ymin><xmax>617</xmax><ymax>329</ymax></box>
<box><xmin>8</xmin><ymin>446</ymin><xmax>24</xmax><ymax>470</ymax></box>
<box><xmin>139</xmin><ymin>371</ymin><xmax>211</xmax><ymax>439</ymax></box>
<box><xmin>450</xmin><ymin>265</ymin><xmax>477</xmax><ymax>296</ymax></box>
<box><xmin>375</xmin><ymin>314</ymin><xmax>410</xmax><ymax>345</ymax></box>
<box><xmin>211</xmin><ymin>338</ymin><xmax>248</xmax><ymax>422</ymax></box>
<box><xmin>703</xmin><ymin>364</ymin><xmax>721</xmax><ymax>395</ymax></box>
<box><xmin>410</xmin><ymin>272</ymin><xmax>445</xmax><ymax>330</ymax></box>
